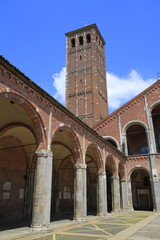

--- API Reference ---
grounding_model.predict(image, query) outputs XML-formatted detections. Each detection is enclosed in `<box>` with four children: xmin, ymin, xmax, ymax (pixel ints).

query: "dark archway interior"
<box><xmin>131</xmin><ymin>169</ymin><xmax>153</xmax><ymax>211</ymax></box>
<box><xmin>106</xmin><ymin>168</ymin><xmax>112</xmax><ymax>212</ymax></box>
<box><xmin>0</xmin><ymin>99</ymin><xmax>37</xmax><ymax>230</ymax></box>
<box><xmin>51</xmin><ymin>129</ymin><xmax>75</xmax><ymax>220</ymax></box>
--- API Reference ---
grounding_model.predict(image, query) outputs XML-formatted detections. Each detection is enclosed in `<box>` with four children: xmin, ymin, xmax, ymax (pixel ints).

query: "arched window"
<box><xmin>107</xmin><ymin>139</ymin><xmax>117</xmax><ymax>148</ymax></box>
<box><xmin>86</xmin><ymin>33</ymin><xmax>91</xmax><ymax>43</ymax></box>
<box><xmin>79</xmin><ymin>36</ymin><xmax>83</xmax><ymax>45</ymax></box>
<box><xmin>151</xmin><ymin>104</ymin><xmax>160</xmax><ymax>153</ymax></box>
<box><xmin>126</xmin><ymin>124</ymin><xmax>149</xmax><ymax>155</ymax></box>
<box><xmin>71</xmin><ymin>38</ymin><xmax>75</xmax><ymax>48</ymax></box>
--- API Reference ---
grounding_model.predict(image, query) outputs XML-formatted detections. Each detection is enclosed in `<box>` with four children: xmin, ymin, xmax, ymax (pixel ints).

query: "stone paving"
<box><xmin>1</xmin><ymin>212</ymin><xmax>160</xmax><ymax>240</ymax></box>
<box><xmin>54</xmin><ymin>212</ymin><xmax>154</xmax><ymax>240</ymax></box>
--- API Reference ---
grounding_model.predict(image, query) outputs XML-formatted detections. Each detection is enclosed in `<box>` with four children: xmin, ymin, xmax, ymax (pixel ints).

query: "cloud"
<box><xmin>52</xmin><ymin>68</ymin><xmax>155</xmax><ymax>112</ymax></box>
<box><xmin>52</xmin><ymin>67</ymin><xmax>66</xmax><ymax>104</ymax></box>
<box><xmin>107</xmin><ymin>70</ymin><xmax>155</xmax><ymax>112</ymax></box>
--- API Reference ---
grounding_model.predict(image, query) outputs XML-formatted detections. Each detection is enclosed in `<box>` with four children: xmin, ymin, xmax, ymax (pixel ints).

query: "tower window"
<box><xmin>86</xmin><ymin>33</ymin><xmax>91</xmax><ymax>43</ymax></box>
<box><xmin>80</xmin><ymin>55</ymin><xmax>82</xmax><ymax>60</ymax></box>
<box><xmin>79</xmin><ymin>36</ymin><xmax>83</xmax><ymax>45</ymax></box>
<box><xmin>71</xmin><ymin>38</ymin><xmax>75</xmax><ymax>48</ymax></box>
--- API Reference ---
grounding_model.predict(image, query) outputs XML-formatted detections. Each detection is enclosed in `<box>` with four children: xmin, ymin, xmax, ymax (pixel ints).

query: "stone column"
<box><xmin>31</xmin><ymin>149</ymin><xmax>53</xmax><ymax>232</ymax></box>
<box><xmin>120</xmin><ymin>180</ymin><xmax>129</xmax><ymax>212</ymax></box>
<box><xmin>121</xmin><ymin>133</ymin><xmax>128</xmax><ymax>155</ymax></box>
<box><xmin>111</xmin><ymin>176</ymin><xmax>120</xmax><ymax>212</ymax></box>
<box><xmin>127</xmin><ymin>180</ymin><xmax>134</xmax><ymax>211</ymax></box>
<box><xmin>97</xmin><ymin>172</ymin><xmax>107</xmax><ymax>216</ymax></box>
<box><xmin>150</xmin><ymin>155</ymin><xmax>160</xmax><ymax>212</ymax></box>
<box><xmin>74</xmin><ymin>163</ymin><xmax>87</xmax><ymax>222</ymax></box>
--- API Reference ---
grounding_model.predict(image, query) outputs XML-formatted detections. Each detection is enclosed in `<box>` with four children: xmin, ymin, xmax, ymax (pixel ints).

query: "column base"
<box><xmin>112</xmin><ymin>210</ymin><xmax>120</xmax><ymax>213</ymax></box>
<box><xmin>97</xmin><ymin>212</ymin><xmax>108</xmax><ymax>217</ymax></box>
<box><xmin>30</xmin><ymin>224</ymin><xmax>50</xmax><ymax>232</ymax></box>
<box><xmin>153</xmin><ymin>208</ymin><xmax>160</xmax><ymax>212</ymax></box>
<box><xmin>73</xmin><ymin>217</ymin><xmax>87</xmax><ymax>222</ymax></box>
<box><xmin>121</xmin><ymin>208</ymin><xmax>134</xmax><ymax>213</ymax></box>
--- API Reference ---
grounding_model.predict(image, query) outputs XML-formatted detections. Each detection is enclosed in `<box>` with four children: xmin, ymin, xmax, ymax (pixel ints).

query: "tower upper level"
<box><xmin>65</xmin><ymin>24</ymin><xmax>108</xmax><ymax>127</ymax></box>
<box><xmin>65</xmin><ymin>23</ymin><xmax>106</xmax><ymax>46</ymax></box>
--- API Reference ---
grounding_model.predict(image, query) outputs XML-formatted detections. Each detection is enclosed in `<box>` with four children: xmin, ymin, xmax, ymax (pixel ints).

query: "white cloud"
<box><xmin>52</xmin><ymin>67</ymin><xmax>66</xmax><ymax>104</ymax></box>
<box><xmin>52</xmin><ymin>68</ymin><xmax>155</xmax><ymax>112</ymax></box>
<box><xmin>107</xmin><ymin>70</ymin><xmax>155</xmax><ymax>112</ymax></box>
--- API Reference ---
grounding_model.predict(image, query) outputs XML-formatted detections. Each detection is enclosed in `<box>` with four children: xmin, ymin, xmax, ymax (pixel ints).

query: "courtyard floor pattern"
<box><xmin>54</xmin><ymin>212</ymin><xmax>153</xmax><ymax>240</ymax></box>
<box><xmin>1</xmin><ymin>211</ymin><xmax>159</xmax><ymax>240</ymax></box>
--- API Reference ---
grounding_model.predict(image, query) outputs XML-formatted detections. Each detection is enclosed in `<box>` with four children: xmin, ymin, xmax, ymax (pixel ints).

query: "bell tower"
<box><xmin>65</xmin><ymin>24</ymin><xmax>108</xmax><ymax>127</ymax></box>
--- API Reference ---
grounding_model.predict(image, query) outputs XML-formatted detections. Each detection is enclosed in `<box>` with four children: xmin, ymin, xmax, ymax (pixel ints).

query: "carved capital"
<box><xmin>97</xmin><ymin>171</ymin><xmax>106</xmax><ymax>177</ymax></box>
<box><xmin>75</xmin><ymin>163</ymin><xmax>87</xmax><ymax>170</ymax></box>
<box><xmin>36</xmin><ymin>149</ymin><xmax>53</xmax><ymax>157</ymax></box>
<box><xmin>111</xmin><ymin>175</ymin><xmax>119</xmax><ymax>180</ymax></box>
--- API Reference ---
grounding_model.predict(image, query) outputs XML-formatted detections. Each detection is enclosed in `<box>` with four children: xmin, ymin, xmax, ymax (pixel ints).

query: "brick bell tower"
<box><xmin>65</xmin><ymin>24</ymin><xmax>108</xmax><ymax>127</ymax></box>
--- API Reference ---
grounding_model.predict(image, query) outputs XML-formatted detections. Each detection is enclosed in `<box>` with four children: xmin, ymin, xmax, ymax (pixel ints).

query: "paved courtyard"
<box><xmin>1</xmin><ymin>212</ymin><xmax>160</xmax><ymax>240</ymax></box>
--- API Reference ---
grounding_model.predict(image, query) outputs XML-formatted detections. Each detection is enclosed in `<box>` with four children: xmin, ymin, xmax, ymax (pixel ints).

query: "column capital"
<box><xmin>97</xmin><ymin>171</ymin><xmax>106</xmax><ymax>177</ymax></box>
<box><xmin>120</xmin><ymin>179</ymin><xmax>127</xmax><ymax>183</ymax></box>
<box><xmin>36</xmin><ymin>149</ymin><xmax>53</xmax><ymax>157</ymax></box>
<box><xmin>75</xmin><ymin>163</ymin><xmax>87</xmax><ymax>170</ymax></box>
<box><xmin>111</xmin><ymin>175</ymin><xmax>119</xmax><ymax>180</ymax></box>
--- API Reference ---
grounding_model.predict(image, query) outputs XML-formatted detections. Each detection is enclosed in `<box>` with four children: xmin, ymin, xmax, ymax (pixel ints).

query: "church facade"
<box><xmin>0</xmin><ymin>24</ymin><xmax>160</xmax><ymax>231</ymax></box>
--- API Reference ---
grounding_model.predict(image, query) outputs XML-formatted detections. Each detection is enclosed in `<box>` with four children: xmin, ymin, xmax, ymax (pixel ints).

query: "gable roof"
<box><xmin>93</xmin><ymin>78</ymin><xmax>160</xmax><ymax>129</ymax></box>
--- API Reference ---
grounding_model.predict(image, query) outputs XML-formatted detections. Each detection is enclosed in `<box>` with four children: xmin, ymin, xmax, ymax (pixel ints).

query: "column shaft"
<box><xmin>120</xmin><ymin>180</ymin><xmax>129</xmax><ymax>211</ymax></box>
<box><xmin>150</xmin><ymin>155</ymin><xmax>160</xmax><ymax>211</ymax></box>
<box><xmin>74</xmin><ymin>163</ymin><xmax>87</xmax><ymax>222</ymax></box>
<box><xmin>97</xmin><ymin>172</ymin><xmax>107</xmax><ymax>216</ymax></box>
<box><xmin>127</xmin><ymin>180</ymin><xmax>134</xmax><ymax>211</ymax></box>
<box><xmin>31</xmin><ymin>149</ymin><xmax>53</xmax><ymax>231</ymax></box>
<box><xmin>111</xmin><ymin>176</ymin><xmax>120</xmax><ymax>212</ymax></box>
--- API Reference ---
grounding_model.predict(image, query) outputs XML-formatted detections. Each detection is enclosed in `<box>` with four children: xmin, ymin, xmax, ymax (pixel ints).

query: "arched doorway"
<box><xmin>126</xmin><ymin>123</ymin><xmax>149</xmax><ymax>155</ymax></box>
<box><xmin>119</xmin><ymin>162</ymin><xmax>126</xmax><ymax>210</ymax></box>
<box><xmin>106</xmin><ymin>155</ymin><xmax>116</xmax><ymax>212</ymax></box>
<box><xmin>51</xmin><ymin>126</ymin><xmax>81</xmax><ymax>220</ymax></box>
<box><xmin>131</xmin><ymin>169</ymin><xmax>153</xmax><ymax>211</ymax></box>
<box><xmin>0</xmin><ymin>98</ymin><xmax>39</xmax><ymax>226</ymax></box>
<box><xmin>151</xmin><ymin>104</ymin><xmax>160</xmax><ymax>153</ymax></box>
<box><xmin>85</xmin><ymin>144</ymin><xmax>100</xmax><ymax>215</ymax></box>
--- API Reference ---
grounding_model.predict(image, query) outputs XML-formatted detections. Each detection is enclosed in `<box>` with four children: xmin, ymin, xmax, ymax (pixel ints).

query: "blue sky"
<box><xmin>1</xmin><ymin>0</ymin><xmax>160</xmax><ymax>113</ymax></box>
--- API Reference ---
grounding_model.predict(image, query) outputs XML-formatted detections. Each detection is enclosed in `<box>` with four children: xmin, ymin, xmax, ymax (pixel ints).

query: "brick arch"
<box><xmin>105</xmin><ymin>154</ymin><xmax>117</xmax><ymax>176</ymax></box>
<box><xmin>52</xmin><ymin>125</ymin><xmax>83</xmax><ymax>164</ymax></box>
<box><xmin>150</xmin><ymin>100</ymin><xmax>160</xmax><ymax>112</ymax></box>
<box><xmin>103</xmin><ymin>136</ymin><xmax>120</xmax><ymax>149</ymax></box>
<box><xmin>85</xmin><ymin>143</ymin><xmax>103</xmax><ymax>172</ymax></box>
<box><xmin>0</xmin><ymin>123</ymin><xmax>37</xmax><ymax>168</ymax></box>
<box><xmin>128</xmin><ymin>167</ymin><xmax>151</xmax><ymax>179</ymax></box>
<box><xmin>0</xmin><ymin>92</ymin><xmax>46</xmax><ymax>148</ymax></box>
<box><xmin>118</xmin><ymin>161</ymin><xmax>126</xmax><ymax>180</ymax></box>
<box><xmin>122</xmin><ymin>120</ymin><xmax>149</xmax><ymax>134</ymax></box>
<box><xmin>0</xmin><ymin>122</ymin><xmax>36</xmax><ymax>140</ymax></box>
<box><xmin>0</xmin><ymin>135</ymin><xmax>28</xmax><ymax>168</ymax></box>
